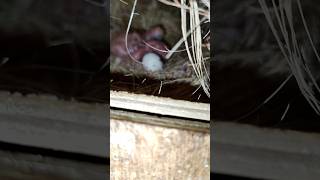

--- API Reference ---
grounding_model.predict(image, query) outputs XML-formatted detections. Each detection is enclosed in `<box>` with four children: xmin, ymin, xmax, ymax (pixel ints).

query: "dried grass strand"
<box><xmin>125</xmin><ymin>0</ymin><xmax>142</xmax><ymax>64</ymax></box>
<box><xmin>259</xmin><ymin>0</ymin><xmax>320</xmax><ymax>114</ymax></box>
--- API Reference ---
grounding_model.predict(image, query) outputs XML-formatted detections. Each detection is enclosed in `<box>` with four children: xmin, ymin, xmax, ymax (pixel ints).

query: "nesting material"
<box><xmin>110</xmin><ymin>0</ymin><xmax>210</xmax><ymax>95</ymax></box>
<box><xmin>214</xmin><ymin>0</ymin><xmax>320</xmax><ymax>128</ymax></box>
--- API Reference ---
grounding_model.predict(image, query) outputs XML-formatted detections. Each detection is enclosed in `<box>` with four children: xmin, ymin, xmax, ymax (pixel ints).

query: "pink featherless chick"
<box><xmin>111</xmin><ymin>26</ymin><xmax>169</xmax><ymax>72</ymax></box>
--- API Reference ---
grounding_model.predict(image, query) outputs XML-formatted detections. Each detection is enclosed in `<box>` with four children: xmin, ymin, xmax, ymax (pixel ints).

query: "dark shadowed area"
<box><xmin>0</xmin><ymin>0</ymin><xmax>108</xmax><ymax>179</ymax></box>
<box><xmin>0</xmin><ymin>0</ymin><xmax>108</xmax><ymax>103</ymax></box>
<box><xmin>214</xmin><ymin>0</ymin><xmax>320</xmax><ymax>132</ymax></box>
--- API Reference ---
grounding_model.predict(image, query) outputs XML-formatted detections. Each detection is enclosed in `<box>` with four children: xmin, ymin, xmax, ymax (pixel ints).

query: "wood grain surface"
<box><xmin>110</xmin><ymin>109</ymin><xmax>210</xmax><ymax>180</ymax></box>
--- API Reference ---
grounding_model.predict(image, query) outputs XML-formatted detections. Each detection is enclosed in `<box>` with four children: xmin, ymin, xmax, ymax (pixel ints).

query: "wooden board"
<box><xmin>0</xmin><ymin>91</ymin><xmax>210</xmax><ymax>179</ymax></box>
<box><xmin>110</xmin><ymin>91</ymin><xmax>210</xmax><ymax>179</ymax></box>
<box><xmin>0</xmin><ymin>149</ymin><xmax>107</xmax><ymax>180</ymax></box>
<box><xmin>110</xmin><ymin>90</ymin><xmax>210</xmax><ymax>121</ymax></box>
<box><xmin>110</xmin><ymin>109</ymin><xmax>210</xmax><ymax>179</ymax></box>
<box><xmin>0</xmin><ymin>92</ymin><xmax>108</xmax><ymax>157</ymax></box>
<box><xmin>212</xmin><ymin>121</ymin><xmax>320</xmax><ymax>180</ymax></box>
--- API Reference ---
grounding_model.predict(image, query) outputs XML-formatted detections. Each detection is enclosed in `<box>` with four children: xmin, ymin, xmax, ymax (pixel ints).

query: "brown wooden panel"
<box><xmin>110</xmin><ymin>109</ymin><xmax>210</xmax><ymax>179</ymax></box>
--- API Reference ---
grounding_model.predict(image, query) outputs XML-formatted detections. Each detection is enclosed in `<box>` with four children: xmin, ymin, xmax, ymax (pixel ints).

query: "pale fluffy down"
<box><xmin>142</xmin><ymin>53</ymin><xmax>163</xmax><ymax>72</ymax></box>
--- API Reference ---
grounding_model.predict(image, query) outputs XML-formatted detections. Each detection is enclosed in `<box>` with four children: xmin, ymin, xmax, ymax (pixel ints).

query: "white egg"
<box><xmin>142</xmin><ymin>53</ymin><xmax>163</xmax><ymax>72</ymax></box>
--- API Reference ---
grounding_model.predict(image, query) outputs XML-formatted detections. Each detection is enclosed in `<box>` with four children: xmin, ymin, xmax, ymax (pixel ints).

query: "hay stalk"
<box><xmin>158</xmin><ymin>0</ymin><xmax>210</xmax><ymax>97</ymax></box>
<box><xmin>259</xmin><ymin>0</ymin><xmax>320</xmax><ymax>114</ymax></box>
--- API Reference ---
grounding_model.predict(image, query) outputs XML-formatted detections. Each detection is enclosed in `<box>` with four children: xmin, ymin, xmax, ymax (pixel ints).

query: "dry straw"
<box><xmin>125</xmin><ymin>0</ymin><xmax>210</xmax><ymax>98</ymax></box>
<box><xmin>160</xmin><ymin>0</ymin><xmax>210</xmax><ymax>98</ymax></box>
<box><xmin>259</xmin><ymin>0</ymin><xmax>320</xmax><ymax>114</ymax></box>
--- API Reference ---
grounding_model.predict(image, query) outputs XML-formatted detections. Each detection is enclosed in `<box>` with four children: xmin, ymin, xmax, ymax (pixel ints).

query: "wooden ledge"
<box><xmin>110</xmin><ymin>90</ymin><xmax>210</xmax><ymax>121</ymax></box>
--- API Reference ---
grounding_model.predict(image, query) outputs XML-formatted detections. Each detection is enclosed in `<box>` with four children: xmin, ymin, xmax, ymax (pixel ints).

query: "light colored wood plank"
<box><xmin>110</xmin><ymin>90</ymin><xmax>210</xmax><ymax>121</ymax></box>
<box><xmin>110</xmin><ymin>111</ymin><xmax>210</xmax><ymax>179</ymax></box>
<box><xmin>212</xmin><ymin>122</ymin><xmax>320</xmax><ymax>180</ymax></box>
